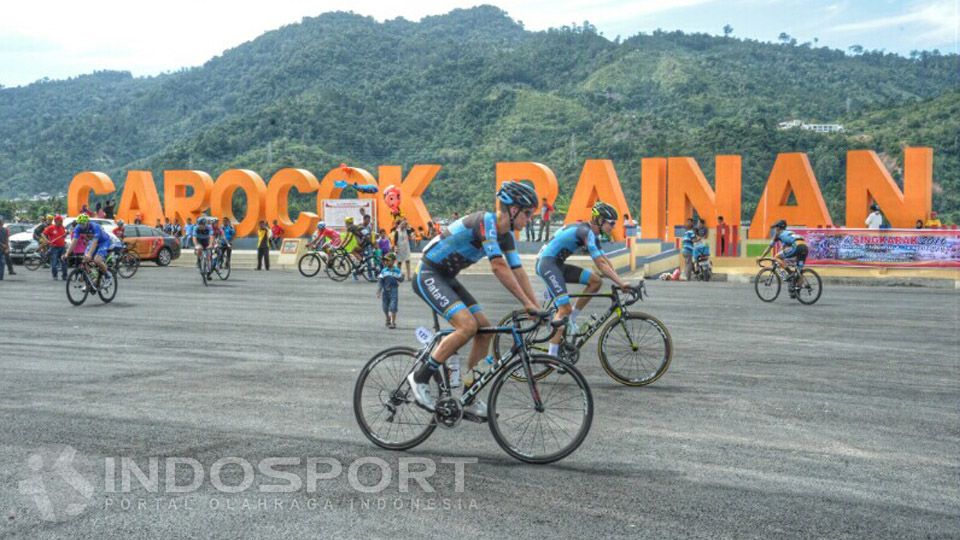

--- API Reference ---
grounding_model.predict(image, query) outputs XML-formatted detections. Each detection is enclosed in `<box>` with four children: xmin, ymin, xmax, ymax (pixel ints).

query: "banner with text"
<box><xmin>797</xmin><ymin>228</ymin><xmax>960</xmax><ymax>268</ymax></box>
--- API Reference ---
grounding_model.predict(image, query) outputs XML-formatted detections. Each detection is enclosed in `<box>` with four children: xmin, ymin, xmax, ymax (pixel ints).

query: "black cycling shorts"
<box><xmin>412</xmin><ymin>263</ymin><xmax>481</xmax><ymax>321</ymax></box>
<box><xmin>536</xmin><ymin>257</ymin><xmax>593</xmax><ymax>307</ymax></box>
<box><xmin>782</xmin><ymin>243</ymin><xmax>809</xmax><ymax>268</ymax></box>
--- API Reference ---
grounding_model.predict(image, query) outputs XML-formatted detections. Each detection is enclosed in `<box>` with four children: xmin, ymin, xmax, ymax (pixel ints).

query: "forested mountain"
<box><xmin>1</xmin><ymin>5</ymin><xmax>957</xmax><ymax>221</ymax></box>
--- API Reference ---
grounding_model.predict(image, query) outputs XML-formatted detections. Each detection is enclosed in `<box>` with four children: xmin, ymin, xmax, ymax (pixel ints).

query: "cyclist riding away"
<box><xmin>758</xmin><ymin>219</ymin><xmax>809</xmax><ymax>298</ymax></box>
<box><xmin>537</xmin><ymin>201</ymin><xmax>632</xmax><ymax>357</ymax></box>
<box><xmin>407</xmin><ymin>181</ymin><xmax>541</xmax><ymax>418</ymax></box>
<box><xmin>71</xmin><ymin>214</ymin><xmax>112</xmax><ymax>278</ymax></box>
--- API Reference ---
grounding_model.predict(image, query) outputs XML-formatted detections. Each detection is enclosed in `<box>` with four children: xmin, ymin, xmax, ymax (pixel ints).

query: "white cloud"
<box><xmin>830</xmin><ymin>0</ymin><xmax>959</xmax><ymax>43</ymax></box>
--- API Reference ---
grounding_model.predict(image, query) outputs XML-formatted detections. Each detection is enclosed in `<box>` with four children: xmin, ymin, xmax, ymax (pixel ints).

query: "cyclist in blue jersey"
<box><xmin>407</xmin><ymin>181</ymin><xmax>541</xmax><ymax>417</ymax></box>
<box><xmin>537</xmin><ymin>201</ymin><xmax>631</xmax><ymax>357</ymax></box>
<box><xmin>759</xmin><ymin>219</ymin><xmax>809</xmax><ymax>297</ymax></box>
<box><xmin>217</xmin><ymin>217</ymin><xmax>235</xmax><ymax>266</ymax></box>
<box><xmin>71</xmin><ymin>214</ymin><xmax>112</xmax><ymax>276</ymax></box>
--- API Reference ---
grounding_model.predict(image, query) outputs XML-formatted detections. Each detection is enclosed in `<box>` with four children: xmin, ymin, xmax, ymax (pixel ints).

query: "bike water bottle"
<box><xmin>448</xmin><ymin>355</ymin><xmax>462</xmax><ymax>387</ymax></box>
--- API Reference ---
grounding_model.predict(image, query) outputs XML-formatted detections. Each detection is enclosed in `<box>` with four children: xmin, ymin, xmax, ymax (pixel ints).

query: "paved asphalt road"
<box><xmin>0</xmin><ymin>266</ymin><xmax>957</xmax><ymax>539</ymax></box>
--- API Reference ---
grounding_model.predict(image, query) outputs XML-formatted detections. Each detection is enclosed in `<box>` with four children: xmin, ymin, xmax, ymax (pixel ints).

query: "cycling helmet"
<box><xmin>46</xmin><ymin>214</ymin><xmax>54</xmax><ymax>220</ymax></box>
<box><xmin>592</xmin><ymin>201</ymin><xmax>619</xmax><ymax>223</ymax></box>
<box><xmin>116</xmin><ymin>219</ymin><xmax>124</xmax><ymax>226</ymax></box>
<box><xmin>496</xmin><ymin>181</ymin><xmax>538</xmax><ymax>209</ymax></box>
<box><xmin>317</xmin><ymin>221</ymin><xmax>326</xmax><ymax>230</ymax></box>
<box><xmin>773</xmin><ymin>219</ymin><xmax>787</xmax><ymax>229</ymax></box>
<box><xmin>383</xmin><ymin>252</ymin><xmax>397</xmax><ymax>262</ymax></box>
<box><xmin>197</xmin><ymin>217</ymin><xmax>207</xmax><ymax>226</ymax></box>
<box><xmin>345</xmin><ymin>217</ymin><xmax>355</xmax><ymax>225</ymax></box>
<box><xmin>75</xmin><ymin>214</ymin><xmax>90</xmax><ymax>225</ymax></box>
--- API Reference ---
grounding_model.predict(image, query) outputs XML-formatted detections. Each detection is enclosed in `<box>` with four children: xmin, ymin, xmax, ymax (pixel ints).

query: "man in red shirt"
<box><xmin>43</xmin><ymin>215</ymin><xmax>68</xmax><ymax>280</ymax></box>
<box><xmin>536</xmin><ymin>196</ymin><xmax>555</xmax><ymax>242</ymax></box>
<box><xmin>270</xmin><ymin>220</ymin><xmax>284</xmax><ymax>249</ymax></box>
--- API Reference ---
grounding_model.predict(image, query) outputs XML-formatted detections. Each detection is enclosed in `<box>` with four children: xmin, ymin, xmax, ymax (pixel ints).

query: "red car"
<box><xmin>120</xmin><ymin>225</ymin><xmax>181</xmax><ymax>266</ymax></box>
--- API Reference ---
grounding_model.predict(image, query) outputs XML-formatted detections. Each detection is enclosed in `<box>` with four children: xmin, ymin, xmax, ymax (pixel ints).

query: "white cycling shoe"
<box><xmin>463</xmin><ymin>399</ymin><xmax>488</xmax><ymax>419</ymax></box>
<box><xmin>406</xmin><ymin>373</ymin><xmax>435</xmax><ymax>411</ymax></box>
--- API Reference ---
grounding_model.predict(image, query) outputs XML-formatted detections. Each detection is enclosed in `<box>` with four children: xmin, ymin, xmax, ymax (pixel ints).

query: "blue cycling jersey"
<box><xmin>221</xmin><ymin>225</ymin><xmax>235</xmax><ymax>242</ymax></box>
<box><xmin>422</xmin><ymin>211</ymin><xmax>521</xmax><ymax>277</ymax></box>
<box><xmin>771</xmin><ymin>229</ymin><xmax>804</xmax><ymax>247</ymax></box>
<box><xmin>538</xmin><ymin>223</ymin><xmax>604</xmax><ymax>263</ymax></box>
<box><xmin>72</xmin><ymin>222</ymin><xmax>111</xmax><ymax>247</ymax></box>
<box><xmin>193</xmin><ymin>225</ymin><xmax>212</xmax><ymax>241</ymax></box>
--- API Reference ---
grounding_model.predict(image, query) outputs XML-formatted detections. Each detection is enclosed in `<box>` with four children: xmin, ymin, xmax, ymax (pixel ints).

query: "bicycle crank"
<box><xmin>434</xmin><ymin>397</ymin><xmax>463</xmax><ymax>429</ymax></box>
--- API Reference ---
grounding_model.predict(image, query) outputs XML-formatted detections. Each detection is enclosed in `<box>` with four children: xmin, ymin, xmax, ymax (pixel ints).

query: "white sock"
<box><xmin>570</xmin><ymin>309</ymin><xmax>580</xmax><ymax>325</ymax></box>
<box><xmin>548</xmin><ymin>343</ymin><xmax>560</xmax><ymax>356</ymax></box>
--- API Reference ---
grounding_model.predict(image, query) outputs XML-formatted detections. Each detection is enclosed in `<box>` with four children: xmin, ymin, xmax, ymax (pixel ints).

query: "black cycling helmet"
<box><xmin>496</xmin><ymin>181</ymin><xmax>538</xmax><ymax>209</ymax></box>
<box><xmin>773</xmin><ymin>219</ymin><xmax>787</xmax><ymax>229</ymax></box>
<box><xmin>592</xmin><ymin>201</ymin><xmax>619</xmax><ymax>223</ymax></box>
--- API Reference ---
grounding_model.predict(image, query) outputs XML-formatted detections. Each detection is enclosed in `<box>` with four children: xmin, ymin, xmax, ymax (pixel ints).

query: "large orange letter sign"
<box><xmin>846</xmin><ymin>147</ymin><xmax>932</xmax><ymax>228</ymax></box>
<box><xmin>117</xmin><ymin>171</ymin><xmax>164</xmax><ymax>225</ymax></box>
<box><xmin>496</xmin><ymin>162</ymin><xmax>559</xmax><ymax>211</ymax></box>
<box><xmin>641</xmin><ymin>158</ymin><xmax>667</xmax><ymax>240</ymax></box>
<box><xmin>565</xmin><ymin>160</ymin><xmax>630</xmax><ymax>240</ymax></box>
<box><xmin>163</xmin><ymin>170</ymin><xmax>213</xmax><ymax>224</ymax></box>
<box><xmin>266</xmin><ymin>168</ymin><xmax>320</xmax><ymax>238</ymax></box>
<box><xmin>748</xmin><ymin>153</ymin><xmax>833</xmax><ymax>239</ymax></box>
<box><xmin>68</xmin><ymin>172</ymin><xmax>115</xmax><ymax>216</ymax></box>
<box><xmin>372</xmin><ymin>165</ymin><xmax>438</xmax><ymax>232</ymax></box>
<box><xmin>211</xmin><ymin>170</ymin><xmax>267</xmax><ymax>237</ymax></box>
<box><xmin>666</xmin><ymin>156</ymin><xmax>741</xmax><ymax>239</ymax></box>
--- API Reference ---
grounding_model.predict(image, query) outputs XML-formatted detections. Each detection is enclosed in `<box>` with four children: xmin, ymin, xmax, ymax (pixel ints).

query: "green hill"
<box><xmin>1</xmin><ymin>5</ymin><xmax>958</xmax><ymax>222</ymax></box>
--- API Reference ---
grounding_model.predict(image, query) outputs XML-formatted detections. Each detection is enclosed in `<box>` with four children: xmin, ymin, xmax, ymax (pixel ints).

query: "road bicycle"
<box><xmin>326</xmin><ymin>247</ymin><xmax>381</xmax><ymax>282</ymax></box>
<box><xmin>197</xmin><ymin>246</ymin><xmax>214</xmax><ymax>286</ymax></box>
<box><xmin>754</xmin><ymin>257</ymin><xmax>822</xmax><ymax>305</ymax></box>
<box><xmin>23</xmin><ymin>247</ymin><xmax>52</xmax><ymax>271</ymax></box>
<box><xmin>354</xmin><ymin>311</ymin><xmax>593</xmax><ymax>464</ymax></box>
<box><xmin>106</xmin><ymin>246</ymin><xmax>140</xmax><ymax>279</ymax></box>
<box><xmin>298</xmin><ymin>244</ymin><xmax>332</xmax><ymax>277</ymax></box>
<box><xmin>493</xmin><ymin>283</ymin><xmax>673</xmax><ymax>386</ymax></box>
<box><xmin>66</xmin><ymin>260</ymin><xmax>118</xmax><ymax>306</ymax></box>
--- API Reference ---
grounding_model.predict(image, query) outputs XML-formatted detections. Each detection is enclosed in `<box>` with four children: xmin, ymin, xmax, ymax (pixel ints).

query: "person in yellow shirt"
<box><xmin>256</xmin><ymin>221</ymin><xmax>270</xmax><ymax>270</ymax></box>
<box><xmin>924</xmin><ymin>211</ymin><xmax>942</xmax><ymax>229</ymax></box>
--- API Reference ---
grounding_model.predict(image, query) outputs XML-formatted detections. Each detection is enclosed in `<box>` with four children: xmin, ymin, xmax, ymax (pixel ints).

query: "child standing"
<box><xmin>377</xmin><ymin>253</ymin><xmax>403</xmax><ymax>328</ymax></box>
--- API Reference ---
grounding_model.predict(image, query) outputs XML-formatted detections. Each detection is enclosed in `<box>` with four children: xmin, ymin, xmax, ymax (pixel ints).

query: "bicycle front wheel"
<box><xmin>354</xmin><ymin>347</ymin><xmax>437</xmax><ymax>451</ymax></box>
<box><xmin>754</xmin><ymin>268</ymin><xmax>781</xmax><ymax>302</ymax></box>
<box><xmin>598</xmin><ymin>312</ymin><xmax>672</xmax><ymax>386</ymax></box>
<box><xmin>98</xmin><ymin>271</ymin><xmax>118</xmax><ymax>303</ymax></box>
<box><xmin>795</xmin><ymin>268</ymin><xmax>822</xmax><ymax>305</ymax></box>
<box><xmin>216</xmin><ymin>258</ymin><xmax>231</xmax><ymax>280</ymax></box>
<box><xmin>488</xmin><ymin>354</ymin><xmax>593</xmax><ymax>464</ymax></box>
<box><xmin>24</xmin><ymin>254</ymin><xmax>41</xmax><ymax>271</ymax></box>
<box><xmin>325</xmin><ymin>254</ymin><xmax>351</xmax><ymax>281</ymax></box>
<box><xmin>118</xmin><ymin>253</ymin><xmax>139</xmax><ymax>278</ymax></box>
<box><xmin>66</xmin><ymin>269</ymin><xmax>89</xmax><ymax>306</ymax></box>
<box><xmin>200</xmin><ymin>254</ymin><xmax>209</xmax><ymax>286</ymax></box>
<box><xmin>298</xmin><ymin>253</ymin><xmax>322</xmax><ymax>277</ymax></box>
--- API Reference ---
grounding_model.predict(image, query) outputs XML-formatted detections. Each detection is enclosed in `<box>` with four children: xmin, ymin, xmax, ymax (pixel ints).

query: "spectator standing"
<box><xmin>270</xmin><ymin>220</ymin><xmax>284</xmax><ymax>250</ymax></box>
<box><xmin>43</xmin><ymin>215</ymin><xmax>68</xmax><ymax>281</ymax></box>
<box><xmin>0</xmin><ymin>216</ymin><xmax>10</xmax><ymax>280</ymax></box>
<box><xmin>525</xmin><ymin>209</ymin><xmax>535</xmax><ymax>241</ymax></box>
<box><xmin>80</xmin><ymin>204</ymin><xmax>91</xmax><ymax>216</ymax></box>
<box><xmin>183</xmin><ymin>218</ymin><xmax>195</xmax><ymax>248</ymax></box>
<box><xmin>716</xmin><ymin>216</ymin><xmax>730</xmax><ymax>256</ymax></box>
<box><xmin>377</xmin><ymin>229</ymin><xmax>391</xmax><ymax>257</ymax></box>
<box><xmin>415</xmin><ymin>227</ymin><xmax>425</xmax><ymax>249</ymax></box>
<box><xmin>865</xmin><ymin>204</ymin><xmax>883</xmax><ymax>229</ymax></box>
<box><xmin>256</xmin><ymin>221</ymin><xmax>270</xmax><ymax>270</ymax></box>
<box><xmin>392</xmin><ymin>216</ymin><xmax>413</xmax><ymax>280</ymax></box>
<box><xmin>695</xmin><ymin>217</ymin><xmax>708</xmax><ymax>239</ymax></box>
<box><xmin>155</xmin><ymin>218</ymin><xmax>162</xmax><ymax>230</ymax></box>
<box><xmin>134</xmin><ymin>213</ymin><xmax>142</xmax><ymax>225</ymax></box>
<box><xmin>95</xmin><ymin>202</ymin><xmax>105</xmax><ymax>218</ymax></box>
<box><xmin>924</xmin><ymin>212</ymin><xmax>942</xmax><ymax>229</ymax></box>
<box><xmin>377</xmin><ymin>253</ymin><xmax>403</xmax><ymax>329</ymax></box>
<box><xmin>104</xmin><ymin>199</ymin><xmax>115</xmax><ymax>219</ymax></box>
<box><xmin>681</xmin><ymin>218</ymin><xmax>696</xmax><ymax>280</ymax></box>
<box><xmin>536</xmin><ymin>197</ymin><xmax>554</xmax><ymax>242</ymax></box>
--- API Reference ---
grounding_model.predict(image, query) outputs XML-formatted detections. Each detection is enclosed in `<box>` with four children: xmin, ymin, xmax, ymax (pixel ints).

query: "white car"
<box><xmin>8</xmin><ymin>217</ymin><xmax>119</xmax><ymax>263</ymax></box>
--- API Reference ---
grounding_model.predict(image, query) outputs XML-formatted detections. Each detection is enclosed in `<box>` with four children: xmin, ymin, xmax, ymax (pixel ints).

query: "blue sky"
<box><xmin>0</xmin><ymin>0</ymin><xmax>957</xmax><ymax>88</ymax></box>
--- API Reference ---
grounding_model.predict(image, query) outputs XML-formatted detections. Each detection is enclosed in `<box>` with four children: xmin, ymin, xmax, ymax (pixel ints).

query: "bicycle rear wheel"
<box><xmin>795</xmin><ymin>268</ymin><xmax>822</xmax><ymax>305</ymax></box>
<box><xmin>754</xmin><ymin>268</ymin><xmax>780</xmax><ymax>302</ymax></box>
<box><xmin>216</xmin><ymin>258</ymin><xmax>231</xmax><ymax>280</ymax></box>
<box><xmin>118</xmin><ymin>253</ymin><xmax>139</xmax><ymax>278</ymax></box>
<box><xmin>98</xmin><ymin>271</ymin><xmax>118</xmax><ymax>303</ymax></box>
<box><xmin>354</xmin><ymin>347</ymin><xmax>437</xmax><ymax>450</ymax></box>
<box><xmin>488</xmin><ymin>354</ymin><xmax>593</xmax><ymax>464</ymax></box>
<box><xmin>298</xmin><ymin>253</ymin><xmax>322</xmax><ymax>277</ymax></box>
<box><xmin>598</xmin><ymin>312</ymin><xmax>672</xmax><ymax>386</ymax></box>
<box><xmin>65</xmin><ymin>269</ymin><xmax>89</xmax><ymax>306</ymax></box>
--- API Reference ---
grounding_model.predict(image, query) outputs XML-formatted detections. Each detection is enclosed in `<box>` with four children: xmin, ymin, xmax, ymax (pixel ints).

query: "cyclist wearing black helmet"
<box><xmin>408</xmin><ymin>181</ymin><xmax>541</xmax><ymax>417</ymax></box>
<box><xmin>537</xmin><ymin>201</ymin><xmax>631</xmax><ymax>357</ymax></box>
<box><xmin>759</xmin><ymin>220</ymin><xmax>808</xmax><ymax>294</ymax></box>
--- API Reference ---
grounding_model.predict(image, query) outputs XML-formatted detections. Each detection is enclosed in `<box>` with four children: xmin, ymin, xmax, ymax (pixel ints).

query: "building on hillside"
<box><xmin>777</xmin><ymin>119</ymin><xmax>844</xmax><ymax>133</ymax></box>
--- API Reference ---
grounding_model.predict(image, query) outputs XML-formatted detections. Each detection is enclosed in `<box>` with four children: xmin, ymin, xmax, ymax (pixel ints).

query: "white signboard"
<box><xmin>321</xmin><ymin>199</ymin><xmax>376</xmax><ymax>230</ymax></box>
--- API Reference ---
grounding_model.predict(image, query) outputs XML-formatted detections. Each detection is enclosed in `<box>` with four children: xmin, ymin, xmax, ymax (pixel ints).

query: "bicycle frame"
<box><xmin>540</xmin><ymin>286</ymin><xmax>642</xmax><ymax>349</ymax></box>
